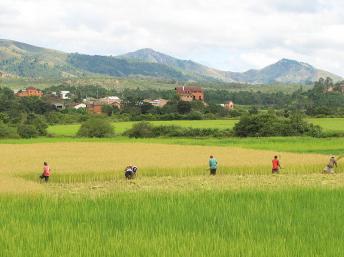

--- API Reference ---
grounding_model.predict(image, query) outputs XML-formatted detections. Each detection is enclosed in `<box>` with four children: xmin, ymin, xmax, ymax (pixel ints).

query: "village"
<box><xmin>13</xmin><ymin>85</ymin><xmax>235</xmax><ymax>114</ymax></box>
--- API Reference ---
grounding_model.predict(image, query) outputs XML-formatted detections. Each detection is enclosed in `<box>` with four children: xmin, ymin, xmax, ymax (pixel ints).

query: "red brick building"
<box><xmin>175</xmin><ymin>86</ymin><xmax>204</xmax><ymax>101</ymax></box>
<box><xmin>16</xmin><ymin>87</ymin><xmax>43</xmax><ymax>97</ymax></box>
<box><xmin>87</xmin><ymin>103</ymin><xmax>103</xmax><ymax>114</ymax></box>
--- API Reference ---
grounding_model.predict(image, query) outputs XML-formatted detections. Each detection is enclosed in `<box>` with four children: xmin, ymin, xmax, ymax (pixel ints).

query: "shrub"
<box><xmin>187</xmin><ymin>111</ymin><xmax>203</xmax><ymax>120</ymax></box>
<box><xmin>233</xmin><ymin>112</ymin><xmax>322</xmax><ymax>137</ymax></box>
<box><xmin>0</xmin><ymin>122</ymin><xmax>19</xmax><ymax>138</ymax></box>
<box><xmin>177</xmin><ymin>101</ymin><xmax>192</xmax><ymax>114</ymax></box>
<box><xmin>125</xmin><ymin>122</ymin><xmax>233</xmax><ymax>138</ymax></box>
<box><xmin>125</xmin><ymin>122</ymin><xmax>155</xmax><ymax>138</ymax></box>
<box><xmin>77</xmin><ymin>118</ymin><xmax>114</xmax><ymax>138</ymax></box>
<box><xmin>26</xmin><ymin>114</ymin><xmax>48</xmax><ymax>136</ymax></box>
<box><xmin>17</xmin><ymin>124</ymin><xmax>39</xmax><ymax>138</ymax></box>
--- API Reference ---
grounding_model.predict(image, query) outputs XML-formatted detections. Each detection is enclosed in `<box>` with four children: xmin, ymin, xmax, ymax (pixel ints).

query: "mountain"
<box><xmin>119</xmin><ymin>49</ymin><xmax>342</xmax><ymax>84</ymax></box>
<box><xmin>118</xmin><ymin>48</ymin><xmax>234</xmax><ymax>82</ymax></box>
<box><xmin>228</xmin><ymin>59</ymin><xmax>342</xmax><ymax>84</ymax></box>
<box><xmin>0</xmin><ymin>39</ymin><xmax>83</xmax><ymax>78</ymax></box>
<box><xmin>0</xmin><ymin>39</ymin><xmax>342</xmax><ymax>84</ymax></box>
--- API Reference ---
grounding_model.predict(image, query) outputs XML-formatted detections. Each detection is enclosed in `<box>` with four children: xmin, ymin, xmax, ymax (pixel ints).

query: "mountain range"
<box><xmin>0</xmin><ymin>39</ymin><xmax>342</xmax><ymax>84</ymax></box>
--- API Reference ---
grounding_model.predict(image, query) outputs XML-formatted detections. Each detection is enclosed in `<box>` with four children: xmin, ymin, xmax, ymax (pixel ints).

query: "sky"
<box><xmin>0</xmin><ymin>0</ymin><xmax>344</xmax><ymax>76</ymax></box>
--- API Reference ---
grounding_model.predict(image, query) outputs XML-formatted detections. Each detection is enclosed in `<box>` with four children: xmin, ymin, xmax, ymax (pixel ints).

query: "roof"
<box><xmin>26</xmin><ymin>87</ymin><xmax>40</xmax><ymax>91</ymax></box>
<box><xmin>175</xmin><ymin>86</ymin><xmax>203</xmax><ymax>94</ymax></box>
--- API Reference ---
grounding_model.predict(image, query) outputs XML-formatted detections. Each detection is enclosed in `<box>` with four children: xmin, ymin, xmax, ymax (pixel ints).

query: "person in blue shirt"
<box><xmin>209</xmin><ymin>155</ymin><xmax>218</xmax><ymax>175</ymax></box>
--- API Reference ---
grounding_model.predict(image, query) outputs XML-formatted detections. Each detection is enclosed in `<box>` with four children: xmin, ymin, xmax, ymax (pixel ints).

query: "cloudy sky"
<box><xmin>1</xmin><ymin>0</ymin><xmax>344</xmax><ymax>75</ymax></box>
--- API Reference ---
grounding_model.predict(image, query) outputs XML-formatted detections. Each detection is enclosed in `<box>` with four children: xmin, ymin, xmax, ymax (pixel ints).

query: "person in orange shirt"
<box><xmin>39</xmin><ymin>162</ymin><xmax>51</xmax><ymax>183</ymax></box>
<box><xmin>272</xmin><ymin>156</ymin><xmax>281</xmax><ymax>174</ymax></box>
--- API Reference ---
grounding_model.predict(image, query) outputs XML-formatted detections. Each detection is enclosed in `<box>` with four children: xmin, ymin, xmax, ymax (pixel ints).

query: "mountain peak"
<box><xmin>118</xmin><ymin>48</ymin><xmax>174</xmax><ymax>64</ymax></box>
<box><xmin>275</xmin><ymin>58</ymin><xmax>314</xmax><ymax>69</ymax></box>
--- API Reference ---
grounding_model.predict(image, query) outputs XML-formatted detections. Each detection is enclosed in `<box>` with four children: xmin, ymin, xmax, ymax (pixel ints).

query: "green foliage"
<box><xmin>125</xmin><ymin>121</ymin><xmax>155</xmax><ymax>138</ymax></box>
<box><xmin>234</xmin><ymin>112</ymin><xmax>322</xmax><ymax>137</ymax></box>
<box><xmin>101</xmin><ymin>105</ymin><xmax>116</xmax><ymax>117</ymax></box>
<box><xmin>77</xmin><ymin>118</ymin><xmax>114</xmax><ymax>138</ymax></box>
<box><xmin>177</xmin><ymin>101</ymin><xmax>192</xmax><ymax>114</ymax></box>
<box><xmin>0</xmin><ymin>121</ymin><xmax>19</xmax><ymax>138</ymax></box>
<box><xmin>25</xmin><ymin>114</ymin><xmax>48</xmax><ymax>136</ymax></box>
<box><xmin>17</xmin><ymin>124</ymin><xmax>39</xmax><ymax>138</ymax></box>
<box><xmin>125</xmin><ymin>122</ymin><xmax>232</xmax><ymax>138</ymax></box>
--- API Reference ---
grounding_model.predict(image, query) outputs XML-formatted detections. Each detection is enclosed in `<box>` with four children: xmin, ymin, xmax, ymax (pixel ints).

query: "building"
<box><xmin>99</xmin><ymin>96</ymin><xmax>121</xmax><ymax>109</ymax></box>
<box><xmin>16</xmin><ymin>87</ymin><xmax>43</xmax><ymax>97</ymax></box>
<box><xmin>326</xmin><ymin>84</ymin><xmax>344</xmax><ymax>93</ymax></box>
<box><xmin>60</xmin><ymin>91</ymin><xmax>71</xmax><ymax>100</ymax></box>
<box><xmin>52</xmin><ymin>103</ymin><xmax>65</xmax><ymax>111</ymax></box>
<box><xmin>175</xmin><ymin>86</ymin><xmax>204</xmax><ymax>101</ymax></box>
<box><xmin>143</xmin><ymin>99</ymin><xmax>168</xmax><ymax>108</ymax></box>
<box><xmin>87</xmin><ymin>103</ymin><xmax>103</xmax><ymax>114</ymax></box>
<box><xmin>224</xmin><ymin>101</ymin><xmax>234</xmax><ymax>110</ymax></box>
<box><xmin>73</xmin><ymin>103</ymin><xmax>87</xmax><ymax>110</ymax></box>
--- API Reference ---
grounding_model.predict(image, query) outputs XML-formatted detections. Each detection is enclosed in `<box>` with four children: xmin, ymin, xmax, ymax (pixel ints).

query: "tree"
<box><xmin>140</xmin><ymin>102</ymin><xmax>154</xmax><ymax>114</ymax></box>
<box><xmin>77</xmin><ymin>118</ymin><xmax>114</xmax><ymax>138</ymax></box>
<box><xmin>101</xmin><ymin>105</ymin><xmax>115</xmax><ymax>116</ymax></box>
<box><xmin>233</xmin><ymin>113</ymin><xmax>322</xmax><ymax>137</ymax></box>
<box><xmin>25</xmin><ymin>114</ymin><xmax>48</xmax><ymax>136</ymax></box>
<box><xmin>17</xmin><ymin>124</ymin><xmax>38</xmax><ymax>138</ymax></box>
<box><xmin>177</xmin><ymin>101</ymin><xmax>192</xmax><ymax>114</ymax></box>
<box><xmin>0</xmin><ymin>121</ymin><xmax>19</xmax><ymax>138</ymax></box>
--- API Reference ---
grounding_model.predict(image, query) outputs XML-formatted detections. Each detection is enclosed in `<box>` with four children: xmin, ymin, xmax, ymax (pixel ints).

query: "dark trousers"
<box><xmin>210</xmin><ymin>169</ymin><xmax>217</xmax><ymax>175</ymax></box>
<box><xmin>40</xmin><ymin>175</ymin><xmax>49</xmax><ymax>182</ymax></box>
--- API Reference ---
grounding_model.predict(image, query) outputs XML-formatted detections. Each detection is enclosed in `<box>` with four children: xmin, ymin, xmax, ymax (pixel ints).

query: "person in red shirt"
<box><xmin>39</xmin><ymin>162</ymin><xmax>51</xmax><ymax>183</ymax></box>
<box><xmin>272</xmin><ymin>156</ymin><xmax>281</xmax><ymax>174</ymax></box>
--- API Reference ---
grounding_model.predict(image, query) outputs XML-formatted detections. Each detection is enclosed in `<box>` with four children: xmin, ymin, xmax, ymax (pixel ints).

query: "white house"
<box><xmin>74</xmin><ymin>103</ymin><xmax>87</xmax><ymax>110</ymax></box>
<box><xmin>60</xmin><ymin>91</ymin><xmax>71</xmax><ymax>100</ymax></box>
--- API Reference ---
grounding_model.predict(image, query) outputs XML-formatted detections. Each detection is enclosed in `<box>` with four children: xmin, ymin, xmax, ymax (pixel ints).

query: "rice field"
<box><xmin>1</xmin><ymin>139</ymin><xmax>344</xmax><ymax>256</ymax></box>
<box><xmin>1</xmin><ymin>190</ymin><xmax>344</xmax><ymax>257</ymax></box>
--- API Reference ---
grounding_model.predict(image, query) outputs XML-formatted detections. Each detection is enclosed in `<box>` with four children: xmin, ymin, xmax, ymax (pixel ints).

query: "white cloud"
<box><xmin>0</xmin><ymin>0</ymin><xmax>343</xmax><ymax>76</ymax></box>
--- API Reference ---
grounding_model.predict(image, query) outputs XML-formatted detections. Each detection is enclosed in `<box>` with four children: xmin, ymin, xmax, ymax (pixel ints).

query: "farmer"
<box><xmin>272</xmin><ymin>156</ymin><xmax>281</xmax><ymax>174</ymax></box>
<box><xmin>125</xmin><ymin>165</ymin><xmax>138</xmax><ymax>179</ymax></box>
<box><xmin>209</xmin><ymin>155</ymin><xmax>218</xmax><ymax>175</ymax></box>
<box><xmin>39</xmin><ymin>162</ymin><xmax>51</xmax><ymax>183</ymax></box>
<box><xmin>323</xmin><ymin>156</ymin><xmax>337</xmax><ymax>174</ymax></box>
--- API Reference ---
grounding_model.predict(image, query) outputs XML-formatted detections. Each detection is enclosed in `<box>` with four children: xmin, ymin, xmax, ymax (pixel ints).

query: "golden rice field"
<box><xmin>0</xmin><ymin>141</ymin><xmax>342</xmax><ymax>194</ymax></box>
<box><xmin>2</xmin><ymin>140</ymin><xmax>344</xmax><ymax>257</ymax></box>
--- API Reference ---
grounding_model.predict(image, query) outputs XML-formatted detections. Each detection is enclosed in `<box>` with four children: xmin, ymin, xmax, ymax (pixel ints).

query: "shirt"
<box><xmin>328</xmin><ymin>158</ymin><xmax>337</xmax><ymax>168</ymax></box>
<box><xmin>272</xmin><ymin>159</ymin><xmax>280</xmax><ymax>170</ymax></box>
<box><xmin>43</xmin><ymin>165</ymin><xmax>51</xmax><ymax>176</ymax></box>
<box><xmin>209</xmin><ymin>158</ymin><xmax>218</xmax><ymax>169</ymax></box>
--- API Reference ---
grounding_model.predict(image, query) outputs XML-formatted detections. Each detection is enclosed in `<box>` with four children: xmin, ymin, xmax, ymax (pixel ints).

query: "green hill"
<box><xmin>0</xmin><ymin>39</ymin><xmax>342</xmax><ymax>84</ymax></box>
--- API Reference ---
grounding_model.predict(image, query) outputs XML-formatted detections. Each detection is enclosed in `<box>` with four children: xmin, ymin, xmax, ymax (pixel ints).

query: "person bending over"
<box><xmin>125</xmin><ymin>165</ymin><xmax>138</xmax><ymax>179</ymax></box>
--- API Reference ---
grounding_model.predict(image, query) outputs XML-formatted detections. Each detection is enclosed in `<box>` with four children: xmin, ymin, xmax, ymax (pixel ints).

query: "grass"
<box><xmin>47</xmin><ymin>120</ymin><xmax>238</xmax><ymax>136</ymax></box>
<box><xmin>47</xmin><ymin>118</ymin><xmax>344</xmax><ymax>137</ymax></box>
<box><xmin>308</xmin><ymin>118</ymin><xmax>344</xmax><ymax>132</ymax></box>
<box><xmin>1</xmin><ymin>190</ymin><xmax>344</xmax><ymax>257</ymax></box>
